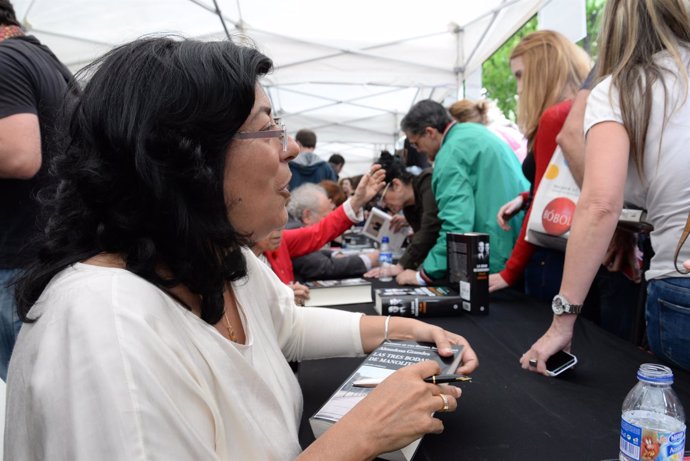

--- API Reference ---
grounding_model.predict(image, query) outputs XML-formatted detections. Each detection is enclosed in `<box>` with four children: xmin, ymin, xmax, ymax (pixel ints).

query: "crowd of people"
<box><xmin>1</xmin><ymin>0</ymin><xmax>689</xmax><ymax>458</ymax></box>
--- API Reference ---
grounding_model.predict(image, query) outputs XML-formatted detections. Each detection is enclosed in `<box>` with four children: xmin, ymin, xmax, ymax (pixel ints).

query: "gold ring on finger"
<box><xmin>439</xmin><ymin>394</ymin><xmax>449</xmax><ymax>412</ymax></box>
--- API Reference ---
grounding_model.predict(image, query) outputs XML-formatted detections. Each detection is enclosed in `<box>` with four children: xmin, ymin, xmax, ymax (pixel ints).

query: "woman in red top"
<box><xmin>253</xmin><ymin>166</ymin><xmax>384</xmax><ymax>304</ymax></box>
<box><xmin>489</xmin><ymin>30</ymin><xmax>591</xmax><ymax>300</ymax></box>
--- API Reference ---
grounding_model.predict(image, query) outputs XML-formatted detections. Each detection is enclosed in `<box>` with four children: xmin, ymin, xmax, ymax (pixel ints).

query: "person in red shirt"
<box><xmin>489</xmin><ymin>30</ymin><xmax>591</xmax><ymax>300</ymax></box>
<box><xmin>253</xmin><ymin>166</ymin><xmax>384</xmax><ymax>303</ymax></box>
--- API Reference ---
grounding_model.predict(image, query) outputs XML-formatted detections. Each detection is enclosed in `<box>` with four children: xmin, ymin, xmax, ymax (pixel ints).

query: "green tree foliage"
<box><xmin>481</xmin><ymin>17</ymin><xmax>537</xmax><ymax>122</ymax></box>
<box><xmin>482</xmin><ymin>0</ymin><xmax>605</xmax><ymax>122</ymax></box>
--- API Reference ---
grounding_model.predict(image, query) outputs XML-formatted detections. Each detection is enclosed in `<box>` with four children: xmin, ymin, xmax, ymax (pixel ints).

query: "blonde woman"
<box><xmin>489</xmin><ymin>30</ymin><xmax>590</xmax><ymax>301</ymax></box>
<box><xmin>523</xmin><ymin>0</ymin><xmax>690</xmax><ymax>373</ymax></box>
<box><xmin>448</xmin><ymin>99</ymin><xmax>527</xmax><ymax>162</ymax></box>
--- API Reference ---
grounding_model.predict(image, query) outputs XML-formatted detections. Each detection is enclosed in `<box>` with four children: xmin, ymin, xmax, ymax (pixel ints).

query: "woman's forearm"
<box><xmin>359</xmin><ymin>315</ymin><xmax>417</xmax><ymax>353</ymax></box>
<box><xmin>559</xmin><ymin>122</ymin><xmax>629</xmax><ymax>305</ymax></box>
<box><xmin>559</xmin><ymin>199</ymin><xmax>620</xmax><ymax>304</ymax></box>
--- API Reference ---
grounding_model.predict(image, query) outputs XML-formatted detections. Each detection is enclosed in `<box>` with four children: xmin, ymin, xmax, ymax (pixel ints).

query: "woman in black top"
<box><xmin>365</xmin><ymin>152</ymin><xmax>441</xmax><ymax>278</ymax></box>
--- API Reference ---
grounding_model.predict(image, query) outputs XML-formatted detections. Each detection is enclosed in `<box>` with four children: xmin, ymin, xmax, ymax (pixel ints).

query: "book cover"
<box><xmin>361</xmin><ymin>207</ymin><xmax>409</xmax><ymax>251</ymax></box>
<box><xmin>309</xmin><ymin>340</ymin><xmax>464</xmax><ymax>461</ymax></box>
<box><xmin>447</xmin><ymin>232</ymin><xmax>489</xmax><ymax>315</ymax></box>
<box><xmin>304</xmin><ymin>277</ymin><xmax>372</xmax><ymax>307</ymax></box>
<box><xmin>373</xmin><ymin>286</ymin><xmax>462</xmax><ymax>317</ymax></box>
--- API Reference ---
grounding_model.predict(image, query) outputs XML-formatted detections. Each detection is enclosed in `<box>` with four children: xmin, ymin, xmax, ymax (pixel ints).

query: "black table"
<box><xmin>298</xmin><ymin>288</ymin><xmax>690</xmax><ymax>461</ymax></box>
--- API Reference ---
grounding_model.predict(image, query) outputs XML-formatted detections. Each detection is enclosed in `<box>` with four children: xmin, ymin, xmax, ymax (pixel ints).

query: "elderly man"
<box><xmin>287</xmin><ymin>183</ymin><xmax>379</xmax><ymax>282</ymax></box>
<box><xmin>396</xmin><ymin>99</ymin><xmax>528</xmax><ymax>286</ymax></box>
<box><xmin>253</xmin><ymin>168</ymin><xmax>382</xmax><ymax>297</ymax></box>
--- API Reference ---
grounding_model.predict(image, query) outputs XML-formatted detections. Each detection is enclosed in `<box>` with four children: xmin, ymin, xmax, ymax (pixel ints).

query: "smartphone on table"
<box><xmin>545</xmin><ymin>350</ymin><xmax>577</xmax><ymax>377</ymax></box>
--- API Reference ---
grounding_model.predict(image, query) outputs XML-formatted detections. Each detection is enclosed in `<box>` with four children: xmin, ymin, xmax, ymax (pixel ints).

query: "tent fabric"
<box><xmin>11</xmin><ymin>0</ymin><xmax>547</xmax><ymax>176</ymax></box>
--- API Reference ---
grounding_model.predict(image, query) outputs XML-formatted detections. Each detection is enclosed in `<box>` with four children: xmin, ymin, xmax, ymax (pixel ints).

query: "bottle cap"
<box><xmin>381</xmin><ymin>236</ymin><xmax>390</xmax><ymax>243</ymax></box>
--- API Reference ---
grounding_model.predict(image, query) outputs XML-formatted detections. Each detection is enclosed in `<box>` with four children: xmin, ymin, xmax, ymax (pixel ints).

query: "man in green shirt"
<box><xmin>397</xmin><ymin>100</ymin><xmax>528</xmax><ymax>285</ymax></box>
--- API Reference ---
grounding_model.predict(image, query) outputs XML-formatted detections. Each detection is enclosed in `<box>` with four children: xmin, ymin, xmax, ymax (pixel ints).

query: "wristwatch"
<box><xmin>552</xmin><ymin>294</ymin><xmax>583</xmax><ymax>315</ymax></box>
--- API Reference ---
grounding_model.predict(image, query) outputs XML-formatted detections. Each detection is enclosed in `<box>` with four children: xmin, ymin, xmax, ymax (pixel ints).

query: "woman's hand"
<box><xmin>290</xmin><ymin>282</ymin><xmax>310</xmax><ymax>306</ymax></box>
<box><xmin>685</xmin><ymin>259</ymin><xmax>690</xmax><ymax>271</ymax></box>
<box><xmin>350</xmin><ymin>165</ymin><xmax>386</xmax><ymax>213</ymax></box>
<box><xmin>374</xmin><ymin>316</ymin><xmax>478</xmax><ymax>375</ymax></box>
<box><xmin>360</xmin><ymin>316</ymin><xmax>478</xmax><ymax>375</ymax></box>
<box><xmin>405</xmin><ymin>319</ymin><xmax>479</xmax><ymax>375</ymax></box>
<box><xmin>364</xmin><ymin>262</ymin><xmax>402</xmax><ymax>279</ymax></box>
<box><xmin>488</xmin><ymin>273</ymin><xmax>509</xmax><ymax>293</ymax></box>
<box><xmin>497</xmin><ymin>195</ymin><xmax>524</xmax><ymax>231</ymax></box>
<box><xmin>519</xmin><ymin>315</ymin><xmax>576</xmax><ymax>375</ymax></box>
<box><xmin>334</xmin><ymin>361</ymin><xmax>461</xmax><ymax>458</ymax></box>
<box><xmin>308</xmin><ymin>317</ymin><xmax>478</xmax><ymax>460</ymax></box>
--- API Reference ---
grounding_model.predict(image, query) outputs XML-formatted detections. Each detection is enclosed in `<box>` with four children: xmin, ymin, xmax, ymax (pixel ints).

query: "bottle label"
<box><xmin>620</xmin><ymin>416</ymin><xmax>686</xmax><ymax>460</ymax></box>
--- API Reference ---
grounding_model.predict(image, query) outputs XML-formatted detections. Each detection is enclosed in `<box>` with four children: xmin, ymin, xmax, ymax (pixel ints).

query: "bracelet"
<box><xmin>383</xmin><ymin>315</ymin><xmax>391</xmax><ymax>341</ymax></box>
<box><xmin>415</xmin><ymin>271</ymin><xmax>427</xmax><ymax>286</ymax></box>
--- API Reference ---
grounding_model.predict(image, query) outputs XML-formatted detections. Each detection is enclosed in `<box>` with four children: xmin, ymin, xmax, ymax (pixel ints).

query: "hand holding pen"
<box><xmin>353</xmin><ymin>374</ymin><xmax>472</xmax><ymax>388</ymax></box>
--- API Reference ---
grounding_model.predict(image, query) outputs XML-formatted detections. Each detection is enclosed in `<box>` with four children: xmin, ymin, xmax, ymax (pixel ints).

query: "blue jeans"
<box><xmin>523</xmin><ymin>247</ymin><xmax>564</xmax><ymax>301</ymax></box>
<box><xmin>646</xmin><ymin>277</ymin><xmax>690</xmax><ymax>372</ymax></box>
<box><xmin>0</xmin><ymin>268</ymin><xmax>22</xmax><ymax>382</ymax></box>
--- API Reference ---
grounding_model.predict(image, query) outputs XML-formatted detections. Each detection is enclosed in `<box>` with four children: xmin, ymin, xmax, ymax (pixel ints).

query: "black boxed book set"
<box><xmin>446</xmin><ymin>232</ymin><xmax>489</xmax><ymax>314</ymax></box>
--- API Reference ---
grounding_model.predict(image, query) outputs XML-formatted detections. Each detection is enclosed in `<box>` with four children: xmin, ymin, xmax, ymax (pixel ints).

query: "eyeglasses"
<box><xmin>233</xmin><ymin>118</ymin><xmax>288</xmax><ymax>152</ymax></box>
<box><xmin>407</xmin><ymin>131</ymin><xmax>428</xmax><ymax>150</ymax></box>
<box><xmin>377</xmin><ymin>182</ymin><xmax>391</xmax><ymax>209</ymax></box>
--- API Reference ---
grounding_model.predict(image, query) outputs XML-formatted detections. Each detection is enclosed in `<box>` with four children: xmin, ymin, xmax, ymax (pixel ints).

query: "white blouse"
<box><xmin>584</xmin><ymin>48</ymin><xmax>690</xmax><ymax>280</ymax></box>
<box><xmin>5</xmin><ymin>248</ymin><xmax>364</xmax><ymax>460</ymax></box>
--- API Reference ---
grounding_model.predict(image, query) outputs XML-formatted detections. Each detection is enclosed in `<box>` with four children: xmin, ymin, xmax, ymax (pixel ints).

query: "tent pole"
<box><xmin>452</xmin><ymin>23</ymin><xmax>465</xmax><ymax>100</ymax></box>
<box><xmin>211</xmin><ymin>0</ymin><xmax>233</xmax><ymax>39</ymax></box>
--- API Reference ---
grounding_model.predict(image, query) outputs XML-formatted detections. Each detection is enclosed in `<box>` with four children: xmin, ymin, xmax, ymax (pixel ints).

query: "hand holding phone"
<box><xmin>545</xmin><ymin>350</ymin><xmax>577</xmax><ymax>377</ymax></box>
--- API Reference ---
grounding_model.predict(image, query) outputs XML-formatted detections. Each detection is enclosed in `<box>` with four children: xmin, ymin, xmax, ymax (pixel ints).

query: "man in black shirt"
<box><xmin>0</xmin><ymin>0</ymin><xmax>74</xmax><ymax>380</ymax></box>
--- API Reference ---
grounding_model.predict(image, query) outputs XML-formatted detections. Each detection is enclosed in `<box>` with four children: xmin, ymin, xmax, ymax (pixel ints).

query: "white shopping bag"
<box><xmin>525</xmin><ymin>147</ymin><xmax>580</xmax><ymax>251</ymax></box>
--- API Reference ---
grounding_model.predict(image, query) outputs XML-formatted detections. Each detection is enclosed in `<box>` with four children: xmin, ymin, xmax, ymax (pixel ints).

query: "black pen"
<box><xmin>423</xmin><ymin>374</ymin><xmax>472</xmax><ymax>384</ymax></box>
<box><xmin>352</xmin><ymin>374</ymin><xmax>471</xmax><ymax>388</ymax></box>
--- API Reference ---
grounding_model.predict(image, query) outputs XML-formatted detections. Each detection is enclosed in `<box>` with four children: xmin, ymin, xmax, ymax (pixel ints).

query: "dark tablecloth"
<box><xmin>298</xmin><ymin>288</ymin><xmax>690</xmax><ymax>461</ymax></box>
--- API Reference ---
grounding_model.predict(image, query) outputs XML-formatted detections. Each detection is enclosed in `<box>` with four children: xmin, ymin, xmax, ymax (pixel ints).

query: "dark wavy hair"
<box><xmin>0</xmin><ymin>0</ymin><xmax>20</xmax><ymax>27</ymax></box>
<box><xmin>375</xmin><ymin>151</ymin><xmax>413</xmax><ymax>185</ymax></box>
<box><xmin>15</xmin><ymin>37</ymin><xmax>273</xmax><ymax>325</ymax></box>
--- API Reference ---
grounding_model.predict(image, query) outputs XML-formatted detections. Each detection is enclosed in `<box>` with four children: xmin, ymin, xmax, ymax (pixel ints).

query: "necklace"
<box><xmin>222</xmin><ymin>311</ymin><xmax>238</xmax><ymax>342</ymax></box>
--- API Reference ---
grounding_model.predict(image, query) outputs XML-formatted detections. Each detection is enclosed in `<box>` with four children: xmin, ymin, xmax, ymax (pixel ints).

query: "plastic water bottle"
<box><xmin>378</xmin><ymin>236</ymin><xmax>393</xmax><ymax>281</ymax></box>
<box><xmin>619</xmin><ymin>363</ymin><xmax>686</xmax><ymax>461</ymax></box>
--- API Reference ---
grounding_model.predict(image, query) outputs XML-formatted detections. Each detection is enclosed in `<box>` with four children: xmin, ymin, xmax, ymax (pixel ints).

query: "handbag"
<box><xmin>525</xmin><ymin>146</ymin><xmax>579</xmax><ymax>251</ymax></box>
<box><xmin>674</xmin><ymin>211</ymin><xmax>690</xmax><ymax>274</ymax></box>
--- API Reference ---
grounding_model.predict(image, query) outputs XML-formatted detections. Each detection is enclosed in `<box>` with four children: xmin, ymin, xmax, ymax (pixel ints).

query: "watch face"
<box><xmin>552</xmin><ymin>296</ymin><xmax>565</xmax><ymax>315</ymax></box>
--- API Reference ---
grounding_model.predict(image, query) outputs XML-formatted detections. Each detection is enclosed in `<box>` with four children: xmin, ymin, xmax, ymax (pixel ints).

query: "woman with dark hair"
<box><xmin>6</xmin><ymin>37</ymin><xmax>478</xmax><ymax>459</ymax></box>
<box><xmin>364</xmin><ymin>152</ymin><xmax>441</xmax><ymax>278</ymax></box>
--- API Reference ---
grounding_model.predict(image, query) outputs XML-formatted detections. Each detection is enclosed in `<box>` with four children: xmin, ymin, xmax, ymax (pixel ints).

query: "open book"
<box><xmin>361</xmin><ymin>207</ymin><xmax>409</xmax><ymax>251</ymax></box>
<box><xmin>309</xmin><ymin>340</ymin><xmax>464</xmax><ymax>461</ymax></box>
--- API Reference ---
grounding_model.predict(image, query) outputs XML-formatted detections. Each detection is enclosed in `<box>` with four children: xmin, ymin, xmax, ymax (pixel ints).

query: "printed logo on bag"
<box><xmin>542</xmin><ymin>197</ymin><xmax>576</xmax><ymax>236</ymax></box>
<box><xmin>545</xmin><ymin>164</ymin><xmax>560</xmax><ymax>180</ymax></box>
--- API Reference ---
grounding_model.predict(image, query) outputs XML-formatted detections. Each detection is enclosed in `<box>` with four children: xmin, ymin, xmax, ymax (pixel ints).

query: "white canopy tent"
<box><xmin>11</xmin><ymin>0</ymin><xmax>549</xmax><ymax>176</ymax></box>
